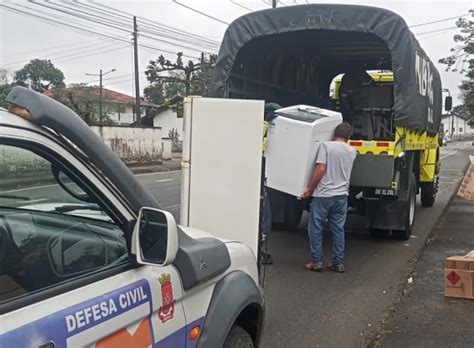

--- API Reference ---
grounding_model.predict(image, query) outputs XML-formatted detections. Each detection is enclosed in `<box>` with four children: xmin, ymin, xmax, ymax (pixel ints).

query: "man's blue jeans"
<box><xmin>308</xmin><ymin>195</ymin><xmax>348</xmax><ymax>265</ymax></box>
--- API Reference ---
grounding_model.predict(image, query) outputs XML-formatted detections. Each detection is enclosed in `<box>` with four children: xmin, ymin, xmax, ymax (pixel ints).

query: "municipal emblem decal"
<box><xmin>158</xmin><ymin>273</ymin><xmax>175</xmax><ymax>323</ymax></box>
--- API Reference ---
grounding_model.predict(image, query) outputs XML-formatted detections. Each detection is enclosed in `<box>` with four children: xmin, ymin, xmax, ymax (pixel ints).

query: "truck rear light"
<box><xmin>350</xmin><ymin>141</ymin><xmax>363</xmax><ymax>146</ymax></box>
<box><xmin>377</xmin><ymin>142</ymin><xmax>390</xmax><ymax>147</ymax></box>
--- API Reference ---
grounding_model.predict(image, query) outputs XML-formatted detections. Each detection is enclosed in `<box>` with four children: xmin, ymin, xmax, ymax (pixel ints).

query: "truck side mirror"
<box><xmin>132</xmin><ymin>208</ymin><xmax>179</xmax><ymax>267</ymax></box>
<box><xmin>445</xmin><ymin>96</ymin><xmax>452</xmax><ymax>112</ymax></box>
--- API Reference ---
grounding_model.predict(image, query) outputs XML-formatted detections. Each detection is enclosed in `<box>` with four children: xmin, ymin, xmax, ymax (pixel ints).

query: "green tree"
<box><xmin>0</xmin><ymin>68</ymin><xmax>13</xmax><ymax>109</ymax></box>
<box><xmin>0</xmin><ymin>83</ymin><xmax>14</xmax><ymax>109</ymax></box>
<box><xmin>14</xmin><ymin>59</ymin><xmax>65</xmax><ymax>93</ymax></box>
<box><xmin>48</xmin><ymin>83</ymin><xmax>114</xmax><ymax>126</ymax></box>
<box><xmin>145</xmin><ymin>52</ymin><xmax>216</xmax><ymax>97</ymax></box>
<box><xmin>439</xmin><ymin>11</ymin><xmax>473</xmax><ymax>117</ymax></box>
<box><xmin>0</xmin><ymin>68</ymin><xmax>9</xmax><ymax>84</ymax></box>
<box><xmin>144</xmin><ymin>74</ymin><xmax>185</xmax><ymax>106</ymax></box>
<box><xmin>144</xmin><ymin>83</ymin><xmax>165</xmax><ymax>105</ymax></box>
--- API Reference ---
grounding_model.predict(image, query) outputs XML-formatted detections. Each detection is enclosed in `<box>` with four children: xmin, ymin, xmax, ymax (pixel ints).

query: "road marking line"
<box><xmin>441</xmin><ymin>169</ymin><xmax>462</xmax><ymax>172</ymax></box>
<box><xmin>165</xmin><ymin>204</ymin><xmax>181</xmax><ymax>209</ymax></box>
<box><xmin>24</xmin><ymin>198</ymin><xmax>48</xmax><ymax>204</ymax></box>
<box><xmin>0</xmin><ymin>183</ymin><xmax>58</xmax><ymax>194</ymax></box>
<box><xmin>135</xmin><ymin>170</ymin><xmax>181</xmax><ymax>177</ymax></box>
<box><xmin>156</xmin><ymin>179</ymin><xmax>174</xmax><ymax>183</ymax></box>
<box><xmin>440</xmin><ymin>150</ymin><xmax>458</xmax><ymax>160</ymax></box>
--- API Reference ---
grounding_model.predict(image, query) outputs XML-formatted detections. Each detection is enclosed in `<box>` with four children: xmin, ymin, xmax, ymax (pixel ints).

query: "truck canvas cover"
<box><xmin>211</xmin><ymin>4</ymin><xmax>442</xmax><ymax>133</ymax></box>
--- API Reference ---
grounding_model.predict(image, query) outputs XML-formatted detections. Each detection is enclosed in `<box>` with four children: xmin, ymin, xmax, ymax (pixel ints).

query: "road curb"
<box><xmin>128</xmin><ymin>163</ymin><xmax>182</xmax><ymax>175</ymax></box>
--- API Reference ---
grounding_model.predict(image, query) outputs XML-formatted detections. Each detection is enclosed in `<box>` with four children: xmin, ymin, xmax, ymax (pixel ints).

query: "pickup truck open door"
<box><xmin>180</xmin><ymin>97</ymin><xmax>264</xmax><ymax>257</ymax></box>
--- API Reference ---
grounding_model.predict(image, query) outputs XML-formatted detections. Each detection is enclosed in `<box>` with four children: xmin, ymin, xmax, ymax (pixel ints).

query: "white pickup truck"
<box><xmin>0</xmin><ymin>87</ymin><xmax>263</xmax><ymax>348</ymax></box>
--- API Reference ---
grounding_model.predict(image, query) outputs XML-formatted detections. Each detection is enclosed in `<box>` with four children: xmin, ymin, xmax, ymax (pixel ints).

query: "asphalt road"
<box><xmin>133</xmin><ymin>142</ymin><xmax>473</xmax><ymax>348</ymax></box>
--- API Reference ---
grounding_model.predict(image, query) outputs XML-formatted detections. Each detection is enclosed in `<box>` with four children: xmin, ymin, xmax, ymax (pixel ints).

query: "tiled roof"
<box><xmin>44</xmin><ymin>87</ymin><xmax>158</xmax><ymax>107</ymax></box>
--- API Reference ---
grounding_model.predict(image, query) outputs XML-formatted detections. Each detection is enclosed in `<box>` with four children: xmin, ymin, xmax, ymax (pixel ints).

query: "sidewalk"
<box><xmin>128</xmin><ymin>157</ymin><xmax>182</xmax><ymax>174</ymax></box>
<box><xmin>375</xmin><ymin>196</ymin><xmax>474</xmax><ymax>347</ymax></box>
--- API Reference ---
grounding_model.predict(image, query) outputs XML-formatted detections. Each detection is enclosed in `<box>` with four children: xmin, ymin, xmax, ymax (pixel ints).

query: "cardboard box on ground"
<box><xmin>457</xmin><ymin>155</ymin><xmax>474</xmax><ymax>201</ymax></box>
<box><xmin>445</xmin><ymin>250</ymin><xmax>474</xmax><ymax>300</ymax></box>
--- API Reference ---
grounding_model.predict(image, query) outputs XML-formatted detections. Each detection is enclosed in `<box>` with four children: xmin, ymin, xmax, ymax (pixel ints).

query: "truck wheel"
<box><xmin>283</xmin><ymin>197</ymin><xmax>304</xmax><ymax>231</ymax></box>
<box><xmin>223</xmin><ymin>325</ymin><xmax>254</xmax><ymax>348</ymax></box>
<box><xmin>393</xmin><ymin>174</ymin><xmax>416</xmax><ymax>240</ymax></box>
<box><xmin>420</xmin><ymin>180</ymin><xmax>436</xmax><ymax>207</ymax></box>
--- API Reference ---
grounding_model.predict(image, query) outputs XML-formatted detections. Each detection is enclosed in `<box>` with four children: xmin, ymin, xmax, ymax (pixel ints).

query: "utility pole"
<box><xmin>85</xmin><ymin>68</ymin><xmax>116</xmax><ymax>125</ymax></box>
<box><xmin>133</xmin><ymin>16</ymin><xmax>141</xmax><ymax>126</ymax></box>
<box><xmin>201</xmin><ymin>52</ymin><xmax>206</xmax><ymax>95</ymax></box>
<box><xmin>272</xmin><ymin>0</ymin><xmax>277</xmax><ymax>8</ymax></box>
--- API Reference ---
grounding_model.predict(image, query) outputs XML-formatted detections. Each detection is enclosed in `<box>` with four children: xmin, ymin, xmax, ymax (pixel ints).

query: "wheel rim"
<box><xmin>409</xmin><ymin>190</ymin><xmax>415</xmax><ymax>226</ymax></box>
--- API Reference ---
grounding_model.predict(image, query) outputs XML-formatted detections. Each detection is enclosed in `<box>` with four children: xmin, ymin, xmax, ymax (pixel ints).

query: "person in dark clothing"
<box><xmin>339</xmin><ymin>67</ymin><xmax>374</xmax><ymax>121</ymax></box>
<box><xmin>260</xmin><ymin>102</ymin><xmax>281</xmax><ymax>265</ymax></box>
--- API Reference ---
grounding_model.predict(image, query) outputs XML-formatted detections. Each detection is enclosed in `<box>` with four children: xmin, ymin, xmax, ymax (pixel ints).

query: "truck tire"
<box><xmin>283</xmin><ymin>196</ymin><xmax>304</xmax><ymax>231</ymax></box>
<box><xmin>393</xmin><ymin>174</ymin><xmax>416</xmax><ymax>240</ymax></box>
<box><xmin>420</xmin><ymin>180</ymin><xmax>436</xmax><ymax>207</ymax></box>
<box><xmin>223</xmin><ymin>325</ymin><xmax>254</xmax><ymax>348</ymax></box>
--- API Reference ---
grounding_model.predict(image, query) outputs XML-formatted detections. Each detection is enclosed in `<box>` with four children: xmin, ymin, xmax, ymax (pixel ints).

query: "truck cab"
<box><xmin>0</xmin><ymin>87</ymin><xmax>264</xmax><ymax>348</ymax></box>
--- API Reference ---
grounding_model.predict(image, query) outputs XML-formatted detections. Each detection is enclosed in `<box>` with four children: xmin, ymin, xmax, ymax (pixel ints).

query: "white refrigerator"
<box><xmin>180</xmin><ymin>97</ymin><xmax>264</xmax><ymax>257</ymax></box>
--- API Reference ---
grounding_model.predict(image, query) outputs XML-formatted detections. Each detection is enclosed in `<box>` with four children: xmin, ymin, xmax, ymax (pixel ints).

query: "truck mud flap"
<box><xmin>350</xmin><ymin>155</ymin><xmax>395</xmax><ymax>188</ymax></box>
<box><xmin>365</xmin><ymin>198</ymin><xmax>407</xmax><ymax>231</ymax></box>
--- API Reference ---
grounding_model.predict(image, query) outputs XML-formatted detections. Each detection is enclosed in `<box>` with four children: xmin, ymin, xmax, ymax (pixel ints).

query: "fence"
<box><xmin>91</xmin><ymin>126</ymin><xmax>164</xmax><ymax>165</ymax></box>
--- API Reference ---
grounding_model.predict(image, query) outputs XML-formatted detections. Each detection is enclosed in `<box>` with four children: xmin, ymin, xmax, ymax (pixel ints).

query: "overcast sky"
<box><xmin>1</xmin><ymin>0</ymin><xmax>472</xmax><ymax>105</ymax></box>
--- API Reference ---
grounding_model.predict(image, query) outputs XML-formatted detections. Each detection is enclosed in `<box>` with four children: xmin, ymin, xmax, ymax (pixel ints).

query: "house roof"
<box><xmin>441</xmin><ymin>106</ymin><xmax>472</xmax><ymax>121</ymax></box>
<box><xmin>131</xmin><ymin>95</ymin><xmax>184</xmax><ymax>127</ymax></box>
<box><xmin>44</xmin><ymin>87</ymin><xmax>158</xmax><ymax>107</ymax></box>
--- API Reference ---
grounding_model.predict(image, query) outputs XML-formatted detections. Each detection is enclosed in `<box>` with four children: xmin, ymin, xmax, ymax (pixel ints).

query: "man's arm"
<box><xmin>302</xmin><ymin>163</ymin><xmax>327</xmax><ymax>199</ymax></box>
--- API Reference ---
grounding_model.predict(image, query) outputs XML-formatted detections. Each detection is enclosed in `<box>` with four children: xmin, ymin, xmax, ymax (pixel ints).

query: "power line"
<box><xmin>414</xmin><ymin>26</ymin><xmax>458</xmax><ymax>36</ymax></box>
<box><xmin>54</xmin><ymin>45</ymin><xmax>129</xmax><ymax>64</ymax></box>
<box><xmin>3</xmin><ymin>40</ymin><xmax>121</xmax><ymax>67</ymax></box>
<box><xmin>82</xmin><ymin>0</ymin><xmax>220</xmax><ymax>46</ymax></box>
<box><xmin>12</xmin><ymin>1</ymin><xmax>130</xmax><ymax>39</ymax></box>
<box><xmin>418</xmin><ymin>29</ymin><xmax>460</xmax><ymax>41</ymax></box>
<box><xmin>230</xmin><ymin>1</ymin><xmax>254</xmax><ymax>11</ymax></box>
<box><xmin>409</xmin><ymin>13</ymin><xmax>470</xmax><ymax>28</ymax></box>
<box><xmin>171</xmin><ymin>1</ymin><xmax>230</xmax><ymax>25</ymax></box>
<box><xmin>1</xmin><ymin>38</ymin><xmax>103</xmax><ymax>58</ymax></box>
<box><xmin>0</xmin><ymin>4</ymin><xmax>199</xmax><ymax>60</ymax></box>
<box><xmin>27</xmin><ymin>1</ymin><xmax>218</xmax><ymax>54</ymax></box>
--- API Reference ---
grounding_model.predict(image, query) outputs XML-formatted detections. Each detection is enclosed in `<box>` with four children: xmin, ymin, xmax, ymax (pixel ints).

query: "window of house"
<box><xmin>0</xmin><ymin>144</ymin><xmax>128</xmax><ymax>302</ymax></box>
<box><xmin>118</xmin><ymin>105</ymin><xmax>126</xmax><ymax>113</ymax></box>
<box><xmin>459</xmin><ymin>127</ymin><xmax>463</xmax><ymax>133</ymax></box>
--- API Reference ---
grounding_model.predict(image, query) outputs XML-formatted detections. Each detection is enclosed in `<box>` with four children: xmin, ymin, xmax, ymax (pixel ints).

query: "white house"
<box><xmin>152</xmin><ymin>107</ymin><xmax>183</xmax><ymax>139</ymax></box>
<box><xmin>441</xmin><ymin>109</ymin><xmax>474</xmax><ymax>140</ymax></box>
<box><xmin>138</xmin><ymin>96</ymin><xmax>184</xmax><ymax>140</ymax></box>
<box><xmin>45</xmin><ymin>87</ymin><xmax>158</xmax><ymax>125</ymax></box>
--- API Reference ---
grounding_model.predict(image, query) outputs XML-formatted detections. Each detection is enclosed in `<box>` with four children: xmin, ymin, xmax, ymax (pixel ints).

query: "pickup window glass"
<box><xmin>0</xmin><ymin>144</ymin><xmax>128</xmax><ymax>303</ymax></box>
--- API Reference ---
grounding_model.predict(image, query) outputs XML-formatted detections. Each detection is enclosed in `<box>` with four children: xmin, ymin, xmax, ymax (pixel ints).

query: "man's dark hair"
<box><xmin>334</xmin><ymin>122</ymin><xmax>352</xmax><ymax>140</ymax></box>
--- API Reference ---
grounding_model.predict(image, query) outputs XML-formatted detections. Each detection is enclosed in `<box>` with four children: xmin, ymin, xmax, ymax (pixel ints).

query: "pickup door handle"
<box><xmin>38</xmin><ymin>342</ymin><xmax>55</xmax><ymax>348</ymax></box>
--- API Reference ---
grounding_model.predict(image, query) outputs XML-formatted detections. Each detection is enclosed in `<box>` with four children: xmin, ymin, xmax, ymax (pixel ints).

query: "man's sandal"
<box><xmin>327</xmin><ymin>263</ymin><xmax>345</xmax><ymax>273</ymax></box>
<box><xmin>305</xmin><ymin>262</ymin><xmax>324</xmax><ymax>272</ymax></box>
